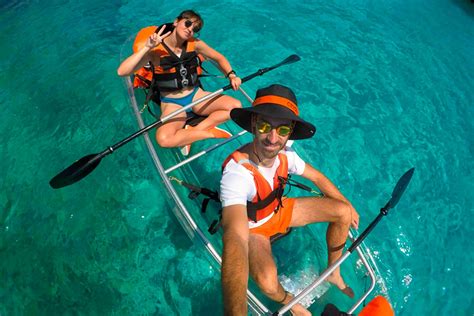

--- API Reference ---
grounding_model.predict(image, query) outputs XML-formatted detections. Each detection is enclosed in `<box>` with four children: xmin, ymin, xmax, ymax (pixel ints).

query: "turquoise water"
<box><xmin>1</xmin><ymin>0</ymin><xmax>473</xmax><ymax>315</ymax></box>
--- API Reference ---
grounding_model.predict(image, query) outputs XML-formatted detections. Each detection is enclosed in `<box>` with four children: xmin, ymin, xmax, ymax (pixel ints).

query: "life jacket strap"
<box><xmin>208</xmin><ymin>218</ymin><xmax>222</xmax><ymax>235</ymax></box>
<box><xmin>278</xmin><ymin>175</ymin><xmax>324</xmax><ymax>196</ymax></box>
<box><xmin>247</xmin><ymin>177</ymin><xmax>286</xmax><ymax>222</ymax></box>
<box><xmin>135</xmin><ymin>74</ymin><xmax>152</xmax><ymax>87</ymax></box>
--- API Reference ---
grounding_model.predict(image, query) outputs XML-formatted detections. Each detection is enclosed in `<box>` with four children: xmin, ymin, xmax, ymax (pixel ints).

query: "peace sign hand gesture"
<box><xmin>145</xmin><ymin>25</ymin><xmax>172</xmax><ymax>49</ymax></box>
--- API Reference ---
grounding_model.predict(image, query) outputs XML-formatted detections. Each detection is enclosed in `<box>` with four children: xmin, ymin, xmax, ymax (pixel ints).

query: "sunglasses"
<box><xmin>256</xmin><ymin>120</ymin><xmax>293</xmax><ymax>137</ymax></box>
<box><xmin>184</xmin><ymin>19</ymin><xmax>201</xmax><ymax>33</ymax></box>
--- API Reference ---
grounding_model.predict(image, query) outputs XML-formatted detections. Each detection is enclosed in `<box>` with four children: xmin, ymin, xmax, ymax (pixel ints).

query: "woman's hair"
<box><xmin>176</xmin><ymin>10</ymin><xmax>203</xmax><ymax>31</ymax></box>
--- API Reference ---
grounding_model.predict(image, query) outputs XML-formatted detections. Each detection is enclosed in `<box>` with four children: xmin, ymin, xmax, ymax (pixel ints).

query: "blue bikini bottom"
<box><xmin>160</xmin><ymin>86</ymin><xmax>199</xmax><ymax>112</ymax></box>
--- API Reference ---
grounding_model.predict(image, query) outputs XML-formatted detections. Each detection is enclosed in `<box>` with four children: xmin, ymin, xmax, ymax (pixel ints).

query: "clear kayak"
<box><xmin>122</xmin><ymin>61</ymin><xmax>385</xmax><ymax>314</ymax></box>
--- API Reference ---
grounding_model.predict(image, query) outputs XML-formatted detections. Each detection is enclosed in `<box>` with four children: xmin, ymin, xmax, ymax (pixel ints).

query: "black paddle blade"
<box><xmin>385</xmin><ymin>167</ymin><xmax>415</xmax><ymax>210</ymax></box>
<box><xmin>285</xmin><ymin>54</ymin><xmax>301</xmax><ymax>63</ymax></box>
<box><xmin>269</xmin><ymin>54</ymin><xmax>300</xmax><ymax>70</ymax></box>
<box><xmin>49</xmin><ymin>153</ymin><xmax>102</xmax><ymax>189</ymax></box>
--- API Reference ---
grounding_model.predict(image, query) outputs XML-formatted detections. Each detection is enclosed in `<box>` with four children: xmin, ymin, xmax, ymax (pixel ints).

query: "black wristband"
<box><xmin>225</xmin><ymin>70</ymin><xmax>236</xmax><ymax>78</ymax></box>
<box><xmin>276</xmin><ymin>291</ymin><xmax>289</xmax><ymax>304</ymax></box>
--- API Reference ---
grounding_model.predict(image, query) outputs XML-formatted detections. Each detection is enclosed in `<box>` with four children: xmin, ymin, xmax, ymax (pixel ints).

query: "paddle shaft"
<box><xmin>104</xmin><ymin>68</ymin><xmax>282</xmax><ymax>156</ymax></box>
<box><xmin>348</xmin><ymin>208</ymin><xmax>387</xmax><ymax>252</ymax></box>
<box><xmin>50</xmin><ymin>55</ymin><xmax>300</xmax><ymax>188</ymax></box>
<box><xmin>110</xmin><ymin>88</ymin><xmax>224</xmax><ymax>152</ymax></box>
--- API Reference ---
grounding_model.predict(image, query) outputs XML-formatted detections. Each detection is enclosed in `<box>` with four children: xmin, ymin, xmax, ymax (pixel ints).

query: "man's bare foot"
<box><xmin>326</xmin><ymin>274</ymin><xmax>354</xmax><ymax>298</ymax></box>
<box><xmin>290</xmin><ymin>303</ymin><xmax>312</xmax><ymax>316</ymax></box>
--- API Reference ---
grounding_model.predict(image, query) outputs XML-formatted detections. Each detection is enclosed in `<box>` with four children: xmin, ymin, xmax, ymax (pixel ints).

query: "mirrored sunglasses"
<box><xmin>256</xmin><ymin>120</ymin><xmax>292</xmax><ymax>137</ymax></box>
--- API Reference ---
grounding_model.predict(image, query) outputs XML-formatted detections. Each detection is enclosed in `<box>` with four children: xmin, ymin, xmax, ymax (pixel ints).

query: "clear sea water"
<box><xmin>1</xmin><ymin>0</ymin><xmax>473</xmax><ymax>315</ymax></box>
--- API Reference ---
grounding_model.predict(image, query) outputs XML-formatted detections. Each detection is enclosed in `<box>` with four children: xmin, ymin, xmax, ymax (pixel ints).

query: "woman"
<box><xmin>118</xmin><ymin>10</ymin><xmax>242</xmax><ymax>154</ymax></box>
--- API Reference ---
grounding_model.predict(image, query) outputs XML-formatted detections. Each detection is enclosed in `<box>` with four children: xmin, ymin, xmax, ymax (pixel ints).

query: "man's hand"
<box><xmin>349</xmin><ymin>205</ymin><xmax>359</xmax><ymax>229</ymax></box>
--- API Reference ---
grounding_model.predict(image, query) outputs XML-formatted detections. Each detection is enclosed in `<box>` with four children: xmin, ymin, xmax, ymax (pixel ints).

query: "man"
<box><xmin>220</xmin><ymin>84</ymin><xmax>359</xmax><ymax>315</ymax></box>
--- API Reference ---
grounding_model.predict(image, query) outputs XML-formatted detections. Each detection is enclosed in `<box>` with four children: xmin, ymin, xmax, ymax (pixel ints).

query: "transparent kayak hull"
<box><xmin>123</xmin><ymin>75</ymin><xmax>382</xmax><ymax>315</ymax></box>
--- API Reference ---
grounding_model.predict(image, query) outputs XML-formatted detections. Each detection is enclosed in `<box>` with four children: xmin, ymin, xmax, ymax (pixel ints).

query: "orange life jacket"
<box><xmin>132</xmin><ymin>25</ymin><xmax>203</xmax><ymax>91</ymax></box>
<box><xmin>222</xmin><ymin>150</ymin><xmax>288</xmax><ymax>222</ymax></box>
<box><xmin>358</xmin><ymin>296</ymin><xmax>394</xmax><ymax>316</ymax></box>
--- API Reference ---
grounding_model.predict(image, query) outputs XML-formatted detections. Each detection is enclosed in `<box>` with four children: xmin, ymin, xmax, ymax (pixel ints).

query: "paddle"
<box><xmin>348</xmin><ymin>167</ymin><xmax>415</xmax><ymax>252</ymax></box>
<box><xmin>49</xmin><ymin>54</ymin><xmax>301</xmax><ymax>189</ymax></box>
<box><xmin>276</xmin><ymin>167</ymin><xmax>415</xmax><ymax>315</ymax></box>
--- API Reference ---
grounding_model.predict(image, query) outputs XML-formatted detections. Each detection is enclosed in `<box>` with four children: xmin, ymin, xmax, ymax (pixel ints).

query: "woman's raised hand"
<box><xmin>145</xmin><ymin>25</ymin><xmax>171</xmax><ymax>48</ymax></box>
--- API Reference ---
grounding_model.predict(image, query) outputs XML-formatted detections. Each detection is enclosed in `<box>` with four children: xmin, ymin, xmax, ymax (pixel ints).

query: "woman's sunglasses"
<box><xmin>184</xmin><ymin>19</ymin><xmax>201</xmax><ymax>33</ymax></box>
<box><xmin>256</xmin><ymin>120</ymin><xmax>293</xmax><ymax>137</ymax></box>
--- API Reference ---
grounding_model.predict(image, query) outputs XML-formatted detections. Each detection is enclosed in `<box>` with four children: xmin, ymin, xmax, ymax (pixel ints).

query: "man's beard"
<box><xmin>257</xmin><ymin>138</ymin><xmax>286</xmax><ymax>160</ymax></box>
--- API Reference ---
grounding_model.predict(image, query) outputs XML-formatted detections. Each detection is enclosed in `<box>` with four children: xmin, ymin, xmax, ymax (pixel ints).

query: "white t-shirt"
<box><xmin>220</xmin><ymin>147</ymin><xmax>306</xmax><ymax>228</ymax></box>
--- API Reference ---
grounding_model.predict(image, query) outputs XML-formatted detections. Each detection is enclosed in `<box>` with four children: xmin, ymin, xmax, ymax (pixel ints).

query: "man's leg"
<box><xmin>290</xmin><ymin>197</ymin><xmax>354</xmax><ymax>297</ymax></box>
<box><xmin>248</xmin><ymin>233</ymin><xmax>311</xmax><ymax>316</ymax></box>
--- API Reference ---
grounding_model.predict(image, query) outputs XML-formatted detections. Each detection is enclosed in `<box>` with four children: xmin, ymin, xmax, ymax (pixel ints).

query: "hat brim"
<box><xmin>230</xmin><ymin>104</ymin><xmax>316</xmax><ymax>140</ymax></box>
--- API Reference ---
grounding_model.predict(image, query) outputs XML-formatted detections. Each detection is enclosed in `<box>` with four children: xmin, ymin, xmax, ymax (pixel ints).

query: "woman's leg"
<box><xmin>155</xmin><ymin>102</ymin><xmax>218</xmax><ymax>148</ymax></box>
<box><xmin>191</xmin><ymin>88</ymin><xmax>242</xmax><ymax>131</ymax></box>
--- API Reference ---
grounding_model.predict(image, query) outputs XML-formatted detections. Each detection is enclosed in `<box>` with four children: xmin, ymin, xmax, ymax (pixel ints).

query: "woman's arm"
<box><xmin>117</xmin><ymin>45</ymin><xmax>153</xmax><ymax>76</ymax></box>
<box><xmin>117</xmin><ymin>25</ymin><xmax>171</xmax><ymax>76</ymax></box>
<box><xmin>195</xmin><ymin>40</ymin><xmax>241</xmax><ymax>90</ymax></box>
